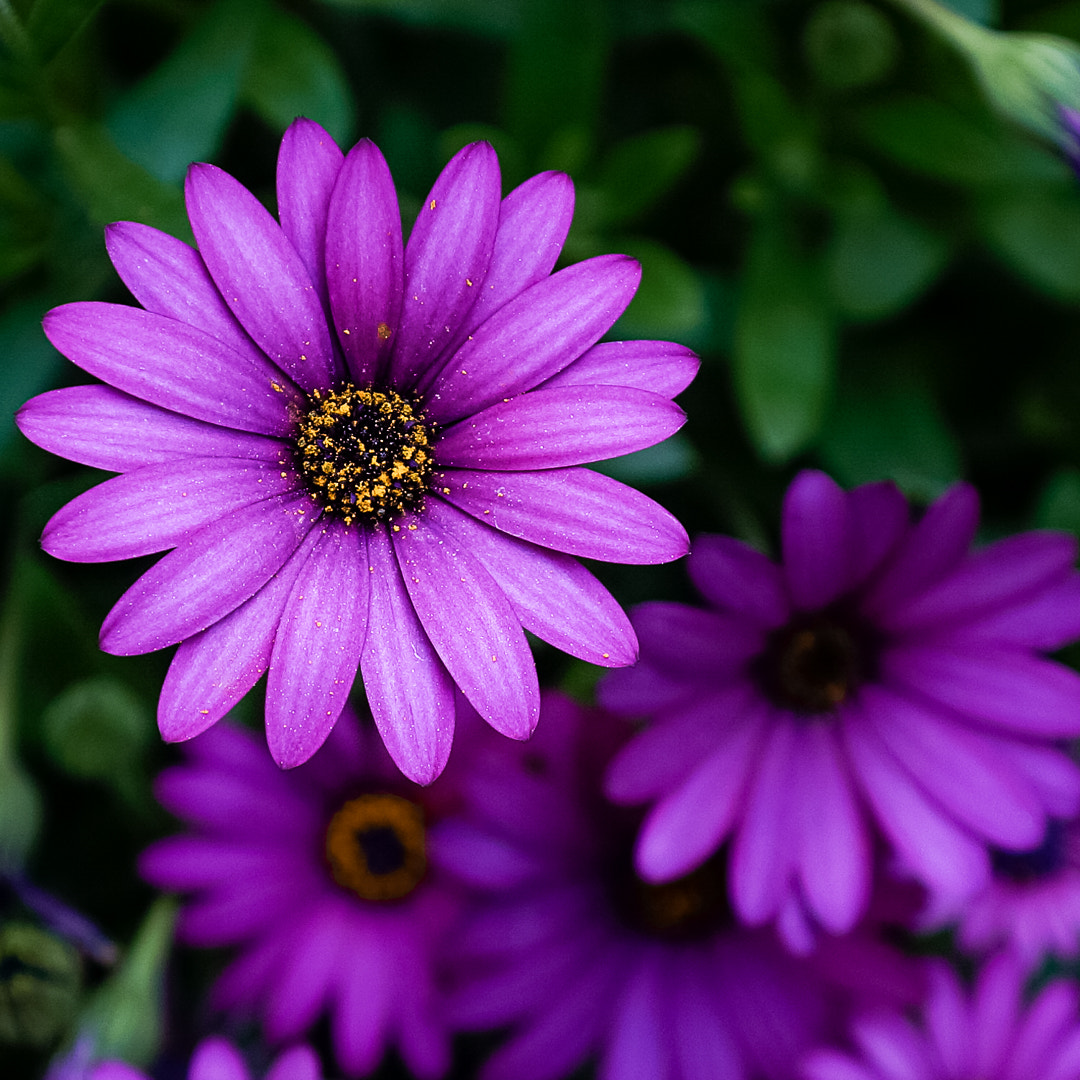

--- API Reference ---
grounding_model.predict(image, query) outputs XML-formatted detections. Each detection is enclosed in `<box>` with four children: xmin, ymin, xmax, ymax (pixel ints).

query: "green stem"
<box><xmin>885</xmin><ymin>0</ymin><xmax>992</xmax><ymax>55</ymax></box>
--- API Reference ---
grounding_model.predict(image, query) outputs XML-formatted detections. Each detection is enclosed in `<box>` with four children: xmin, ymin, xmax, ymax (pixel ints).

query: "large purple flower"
<box><xmin>16</xmin><ymin>118</ymin><xmax>693</xmax><ymax>781</ymax></box>
<box><xmin>432</xmin><ymin>692</ymin><xmax>919</xmax><ymax>1080</ymax></box>
<box><xmin>600</xmin><ymin>470</ymin><xmax>1080</xmax><ymax>950</ymax></box>
<box><xmin>139</xmin><ymin>710</ymin><xmax>463</xmax><ymax>1078</ymax></box>
<box><xmin>801</xmin><ymin>951</ymin><xmax>1080</xmax><ymax>1080</ymax></box>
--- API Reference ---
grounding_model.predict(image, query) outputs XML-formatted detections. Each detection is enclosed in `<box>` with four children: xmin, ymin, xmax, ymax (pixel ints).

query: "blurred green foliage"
<box><xmin>6</xmin><ymin>0</ymin><xmax>1080</xmax><ymax>1074</ymax></box>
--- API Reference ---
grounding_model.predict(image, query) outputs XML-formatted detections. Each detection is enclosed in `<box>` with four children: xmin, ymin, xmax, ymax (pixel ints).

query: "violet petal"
<box><xmin>43</xmin><ymin>457</ymin><xmax>298</xmax><ymax>562</ymax></box>
<box><xmin>185</xmin><ymin>162</ymin><xmax>335</xmax><ymax>392</ymax></box>
<box><xmin>16</xmin><ymin>386</ymin><xmax>284</xmax><ymax>472</ymax></box>
<box><xmin>686</xmin><ymin>534</ymin><xmax>789</xmax><ymax>628</ymax></box>
<box><xmin>541</xmin><ymin>339</ymin><xmax>700</xmax><ymax>399</ymax></box>
<box><xmin>388</xmin><ymin>142</ymin><xmax>501</xmax><ymax>390</ymax></box>
<box><xmin>325</xmin><ymin>139</ymin><xmax>403</xmax><ymax>385</ymax></box>
<box><xmin>424</xmin><ymin>255</ymin><xmax>641</xmax><ymax>424</ymax></box>
<box><xmin>392</xmin><ymin>513</ymin><xmax>539</xmax><ymax>741</ymax></box>
<box><xmin>437</xmin><ymin>465</ymin><xmax>688</xmax><ymax>564</ymax></box>
<box><xmin>43</xmin><ymin>302</ymin><xmax>302</xmax><ymax>437</ymax></box>
<box><xmin>781</xmin><ymin>470</ymin><xmax>852</xmax><ymax>611</ymax></box>
<box><xmin>265</xmin><ymin>523</ymin><xmax>370</xmax><ymax>768</ymax></box>
<box><xmin>100</xmin><ymin>494</ymin><xmax>316</xmax><ymax>655</ymax></box>
<box><xmin>360</xmin><ymin>523</ymin><xmax>455</xmax><ymax>785</ymax></box>
<box><xmin>632</xmin><ymin>600</ymin><xmax>765</xmax><ymax>679</ymax></box>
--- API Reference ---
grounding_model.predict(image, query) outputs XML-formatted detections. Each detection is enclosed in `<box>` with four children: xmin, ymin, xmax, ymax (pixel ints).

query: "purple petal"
<box><xmin>437</xmin><ymin>465</ymin><xmax>688</xmax><ymax>564</ymax></box>
<box><xmin>15</xmin><ymin>386</ymin><xmax>284</xmax><ymax>472</ymax></box>
<box><xmin>540</xmin><ymin>338</ymin><xmax>700</xmax><ymax>399</ymax></box>
<box><xmin>447</xmin><ymin>169</ymin><xmax>574</xmax><ymax>353</ymax></box>
<box><xmin>437</xmin><ymin>385</ymin><xmax>683</xmax><ymax>472</ymax></box>
<box><xmin>266</xmin><ymin>1046</ymin><xmax>322</xmax><ymax>1080</ymax></box>
<box><xmin>331</xmin><ymin>921</ymin><xmax>392</xmax><ymax>1076</ymax></box>
<box><xmin>387</xmin><ymin>142</ymin><xmax>501</xmax><ymax>390</ymax></box>
<box><xmin>882</xmin><ymin>532</ymin><xmax>1078</xmax><ymax>633</ymax></box>
<box><xmin>597</xmin><ymin>659</ymin><xmax>699</xmax><ymax>716</ymax></box>
<box><xmin>730</xmin><ymin>715</ymin><xmax>798</xmax><ymax>925</ymax></box>
<box><xmin>100</xmin><ymin>494</ymin><xmax>316</xmax><ymax>655</ymax></box>
<box><xmin>793</xmin><ymin>722</ymin><xmax>869</xmax><ymax>934</ymax></box>
<box><xmin>935</xmin><ymin>572</ymin><xmax>1080</xmax><ymax>650</ymax></box>
<box><xmin>325</xmin><ymin>139</ymin><xmax>403</xmax><ymax>385</ymax></box>
<box><xmin>847</xmin><ymin>480</ymin><xmax>909</xmax><ymax>586</ymax></box>
<box><xmin>602</xmin><ymin>956</ymin><xmax>671</xmax><ymax>1080</ymax></box>
<box><xmin>1004</xmin><ymin>740</ymin><xmax>1080</xmax><ymax>818</ymax></box>
<box><xmin>185</xmin><ymin>162</ymin><xmax>336</xmax><ymax>392</ymax></box>
<box><xmin>604</xmin><ymin>684</ymin><xmax>760</xmax><ymax>803</ymax></box>
<box><xmin>423</xmin><ymin>255</ymin><xmax>641</xmax><ymax>424</ymax></box>
<box><xmin>188</xmin><ymin>1037</ymin><xmax>247</xmax><ymax>1080</ymax></box>
<box><xmin>1005</xmin><ymin>981</ymin><xmax>1079</xmax><ymax>1079</ymax></box>
<box><xmin>157</xmin><ymin>527</ymin><xmax>320</xmax><ymax>742</ymax></box>
<box><xmin>686</xmin><ymin>534</ymin><xmax>789</xmax><ymax>628</ymax></box>
<box><xmin>105</xmin><ymin>222</ymin><xmax>272</xmax><ymax>371</ymax></box>
<box><xmin>392</xmin><ymin>513</ymin><xmax>540</xmax><ymax>741</ymax></box>
<box><xmin>782</xmin><ymin>470</ymin><xmax>852</xmax><ymax>611</ymax></box>
<box><xmin>631</xmin><ymin>600</ymin><xmax>765</xmax><ymax>679</ymax></box>
<box><xmin>265</xmin><ymin>523</ymin><xmax>370</xmax><ymax>768</ymax></box>
<box><xmin>276</xmin><ymin>118</ymin><xmax>344</xmax><ymax>311</ymax></box>
<box><xmin>636</xmin><ymin>705</ymin><xmax>767</xmax><ymax>882</ymax></box>
<box><xmin>43</xmin><ymin>302</ymin><xmax>302</xmax><ymax>437</ymax></box>
<box><xmin>672</xmin><ymin>953</ymin><xmax>741</xmax><ymax>1080</ymax></box>
<box><xmin>971</xmin><ymin>952</ymin><xmax>1021</xmax><ymax>1078</ymax></box>
<box><xmin>860</xmin><ymin>482</ymin><xmax>980</xmax><ymax>619</ymax></box>
<box><xmin>841</xmin><ymin>702</ymin><xmax>989</xmax><ymax>901</ymax></box>
<box><xmin>42</xmin><ymin>458</ymin><xmax>298</xmax><ymax>562</ymax></box>
<box><xmin>431</xmin><ymin>820</ymin><xmax>545</xmax><ymax>890</ymax></box>
<box><xmin>423</xmin><ymin>496</ymin><xmax>636</xmax><ymax>666</ymax></box>
<box><xmin>861</xmin><ymin>683</ymin><xmax>1044</xmax><ymax>848</ymax></box>
<box><xmin>923</xmin><ymin>962</ymin><xmax>972</xmax><ymax>1078</ymax></box>
<box><xmin>881</xmin><ymin>643</ymin><xmax>1080</xmax><ymax>737</ymax></box>
<box><xmin>359</xmin><ymin>523</ymin><xmax>455</xmax><ymax>784</ymax></box>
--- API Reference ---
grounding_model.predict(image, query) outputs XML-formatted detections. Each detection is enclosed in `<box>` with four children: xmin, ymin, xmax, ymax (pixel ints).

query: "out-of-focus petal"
<box><xmin>686</xmin><ymin>534</ymin><xmax>789</xmax><ymax>628</ymax></box>
<box><xmin>782</xmin><ymin>470</ymin><xmax>852</xmax><ymax>611</ymax></box>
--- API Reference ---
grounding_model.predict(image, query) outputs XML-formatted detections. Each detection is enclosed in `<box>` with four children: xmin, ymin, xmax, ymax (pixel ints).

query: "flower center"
<box><xmin>613</xmin><ymin>850</ymin><xmax>732</xmax><ymax>942</ymax></box>
<box><xmin>295</xmin><ymin>385</ymin><xmax>434</xmax><ymax>525</ymax></box>
<box><xmin>992</xmin><ymin>819</ymin><xmax>1066</xmax><ymax>884</ymax></box>
<box><xmin>324</xmin><ymin>793</ymin><xmax>427</xmax><ymax>902</ymax></box>
<box><xmin>758</xmin><ymin>607</ymin><xmax>874</xmax><ymax>714</ymax></box>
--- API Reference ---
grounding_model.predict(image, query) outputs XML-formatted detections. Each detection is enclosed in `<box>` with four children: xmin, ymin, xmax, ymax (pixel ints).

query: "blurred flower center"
<box><xmin>295</xmin><ymin>385</ymin><xmax>434</xmax><ymax>525</ymax></box>
<box><xmin>759</xmin><ymin>608</ymin><xmax>874</xmax><ymax>714</ymax></box>
<box><xmin>325</xmin><ymin>793</ymin><xmax>427</xmax><ymax>901</ymax></box>
<box><xmin>991</xmin><ymin>819</ymin><xmax>1066</xmax><ymax>883</ymax></box>
<box><xmin>613</xmin><ymin>849</ymin><xmax>731</xmax><ymax>941</ymax></box>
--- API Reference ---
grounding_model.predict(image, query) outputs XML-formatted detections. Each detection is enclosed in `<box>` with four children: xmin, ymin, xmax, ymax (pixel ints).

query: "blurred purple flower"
<box><xmin>926</xmin><ymin>814</ymin><xmax>1080</xmax><ymax>967</ymax></box>
<box><xmin>432</xmin><ymin>692</ymin><xmax>918</xmax><ymax>1080</ymax></box>
<box><xmin>89</xmin><ymin>1038</ymin><xmax>322</xmax><ymax>1080</ymax></box>
<box><xmin>801</xmin><ymin>951</ymin><xmax>1080</xmax><ymax>1080</ymax></box>
<box><xmin>16</xmin><ymin>118</ymin><xmax>693</xmax><ymax>783</ymax></box>
<box><xmin>600</xmin><ymin>470</ymin><xmax>1080</xmax><ymax>950</ymax></box>
<box><xmin>1060</xmin><ymin>105</ymin><xmax>1080</xmax><ymax>174</ymax></box>
<box><xmin>140</xmin><ymin>709</ymin><xmax>463</xmax><ymax>1078</ymax></box>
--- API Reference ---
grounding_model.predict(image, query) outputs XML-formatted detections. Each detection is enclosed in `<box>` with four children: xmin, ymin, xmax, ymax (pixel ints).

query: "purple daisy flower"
<box><xmin>16</xmin><ymin>118</ymin><xmax>693</xmax><ymax>782</ymax></box>
<box><xmin>600</xmin><ymin>470</ymin><xmax>1080</xmax><ymax>950</ymax></box>
<box><xmin>432</xmin><ymin>691</ymin><xmax>920</xmax><ymax>1080</ymax></box>
<box><xmin>140</xmin><ymin>708</ymin><xmax>463</xmax><ymax>1078</ymax></box>
<box><xmin>89</xmin><ymin>1038</ymin><xmax>322</xmax><ymax>1080</ymax></box>
<box><xmin>925</xmin><ymin>813</ymin><xmax>1080</xmax><ymax>966</ymax></box>
<box><xmin>801</xmin><ymin>951</ymin><xmax>1080</xmax><ymax>1080</ymax></box>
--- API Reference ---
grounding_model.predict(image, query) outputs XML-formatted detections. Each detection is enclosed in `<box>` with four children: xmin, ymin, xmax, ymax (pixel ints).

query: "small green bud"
<box><xmin>804</xmin><ymin>0</ymin><xmax>900</xmax><ymax>90</ymax></box>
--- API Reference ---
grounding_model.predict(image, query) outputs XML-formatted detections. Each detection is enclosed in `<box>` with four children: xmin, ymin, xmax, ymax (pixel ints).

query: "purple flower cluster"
<box><xmin>24</xmin><ymin>123</ymin><xmax>1080</xmax><ymax>1080</ymax></box>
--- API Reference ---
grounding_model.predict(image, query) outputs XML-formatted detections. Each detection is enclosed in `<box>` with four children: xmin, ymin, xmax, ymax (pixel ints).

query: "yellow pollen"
<box><xmin>325</xmin><ymin>793</ymin><xmax>427</xmax><ymax>902</ymax></box>
<box><xmin>377</xmin><ymin>322</ymin><xmax>393</xmax><ymax>341</ymax></box>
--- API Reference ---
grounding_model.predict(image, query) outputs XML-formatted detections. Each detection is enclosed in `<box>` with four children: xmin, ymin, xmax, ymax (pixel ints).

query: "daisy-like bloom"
<box><xmin>15</xmin><ymin>118</ymin><xmax>693</xmax><ymax>782</ymax></box>
<box><xmin>433</xmin><ymin>692</ymin><xmax>919</xmax><ymax>1080</ymax></box>
<box><xmin>89</xmin><ymin>1038</ymin><xmax>322</xmax><ymax>1080</ymax></box>
<box><xmin>927</xmin><ymin>813</ymin><xmax>1080</xmax><ymax>966</ymax></box>
<box><xmin>801</xmin><ymin>951</ymin><xmax>1080</xmax><ymax>1080</ymax></box>
<box><xmin>139</xmin><ymin>708</ymin><xmax>462</xmax><ymax>1078</ymax></box>
<box><xmin>600</xmin><ymin>470</ymin><xmax>1080</xmax><ymax>950</ymax></box>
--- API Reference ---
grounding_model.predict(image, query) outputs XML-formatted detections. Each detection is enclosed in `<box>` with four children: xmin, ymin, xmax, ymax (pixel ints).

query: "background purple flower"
<box><xmin>16</xmin><ymin>117</ymin><xmax>693</xmax><ymax>783</ymax></box>
<box><xmin>139</xmin><ymin>708</ymin><xmax>462</xmax><ymax>1078</ymax></box>
<box><xmin>432</xmin><ymin>691</ymin><xmax>917</xmax><ymax>1080</ymax></box>
<box><xmin>601</xmin><ymin>469</ymin><xmax>1080</xmax><ymax>950</ymax></box>
<box><xmin>801</xmin><ymin>951</ymin><xmax>1080</xmax><ymax>1080</ymax></box>
<box><xmin>89</xmin><ymin>1038</ymin><xmax>322</xmax><ymax>1080</ymax></box>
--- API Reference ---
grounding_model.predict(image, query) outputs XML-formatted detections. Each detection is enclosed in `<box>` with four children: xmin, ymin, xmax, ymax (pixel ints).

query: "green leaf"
<box><xmin>52</xmin><ymin>123</ymin><xmax>189</xmax><ymax>237</ymax></box>
<box><xmin>1034</xmin><ymin>468</ymin><xmax>1080</xmax><ymax>533</ymax></box>
<box><xmin>612</xmin><ymin>237</ymin><xmax>706</xmax><ymax>342</ymax></box>
<box><xmin>24</xmin><ymin>0</ymin><xmax>101</xmax><ymax>63</ymax></box>
<box><xmin>980</xmin><ymin>186</ymin><xmax>1080</xmax><ymax>301</ymax></box>
<box><xmin>595</xmin><ymin>126</ymin><xmax>700</xmax><ymax>227</ymax></box>
<box><xmin>818</xmin><ymin>367</ymin><xmax>962</xmax><ymax>501</ymax></box>
<box><xmin>315</xmin><ymin>0</ymin><xmax>526</xmax><ymax>38</ymax></box>
<box><xmin>826</xmin><ymin>203</ymin><xmax>951</xmax><ymax>319</ymax></box>
<box><xmin>733</xmin><ymin>217</ymin><xmax>837</xmax><ymax>461</ymax></box>
<box><xmin>593</xmin><ymin>434</ymin><xmax>699</xmax><ymax>486</ymax></box>
<box><xmin>105</xmin><ymin>0</ymin><xmax>259</xmax><ymax>184</ymax></box>
<box><xmin>857</xmin><ymin>95</ymin><xmax>1069</xmax><ymax>186</ymax></box>
<box><xmin>0</xmin><ymin>297</ymin><xmax>62</xmax><ymax>455</ymax></box>
<box><xmin>241</xmin><ymin>6</ymin><xmax>355</xmax><ymax>145</ymax></box>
